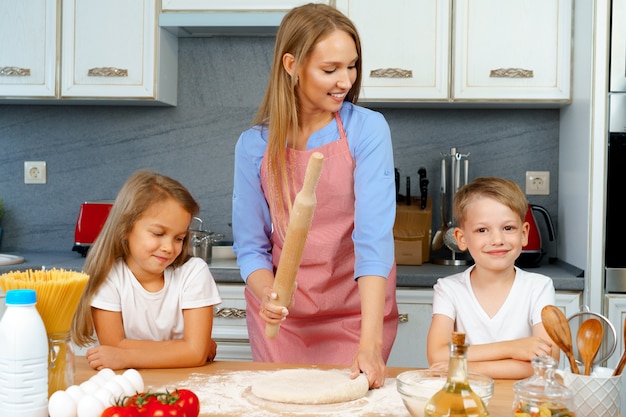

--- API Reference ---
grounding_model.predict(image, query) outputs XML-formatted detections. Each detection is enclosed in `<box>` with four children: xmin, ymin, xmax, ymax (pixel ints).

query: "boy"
<box><xmin>426</xmin><ymin>177</ymin><xmax>559</xmax><ymax>379</ymax></box>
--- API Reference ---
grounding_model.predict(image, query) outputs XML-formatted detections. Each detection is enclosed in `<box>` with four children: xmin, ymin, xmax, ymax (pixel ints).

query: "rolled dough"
<box><xmin>250</xmin><ymin>369</ymin><xmax>369</xmax><ymax>405</ymax></box>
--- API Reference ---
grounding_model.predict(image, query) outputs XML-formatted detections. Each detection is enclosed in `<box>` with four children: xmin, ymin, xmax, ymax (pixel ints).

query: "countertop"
<box><xmin>0</xmin><ymin>250</ymin><xmax>584</xmax><ymax>291</ymax></box>
<box><xmin>74</xmin><ymin>356</ymin><xmax>516</xmax><ymax>416</ymax></box>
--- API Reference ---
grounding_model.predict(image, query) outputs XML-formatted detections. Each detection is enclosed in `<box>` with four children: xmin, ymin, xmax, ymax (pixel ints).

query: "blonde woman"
<box><xmin>232</xmin><ymin>3</ymin><xmax>398</xmax><ymax>388</ymax></box>
<box><xmin>72</xmin><ymin>170</ymin><xmax>221</xmax><ymax>370</ymax></box>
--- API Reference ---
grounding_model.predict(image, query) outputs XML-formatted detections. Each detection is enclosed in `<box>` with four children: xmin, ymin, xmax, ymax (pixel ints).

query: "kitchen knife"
<box><xmin>406</xmin><ymin>176</ymin><xmax>411</xmax><ymax>205</ymax></box>
<box><xmin>265</xmin><ymin>152</ymin><xmax>324</xmax><ymax>339</ymax></box>
<box><xmin>418</xmin><ymin>167</ymin><xmax>428</xmax><ymax>210</ymax></box>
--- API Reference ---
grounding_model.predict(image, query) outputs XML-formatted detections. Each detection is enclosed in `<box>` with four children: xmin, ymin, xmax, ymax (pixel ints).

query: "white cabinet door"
<box><xmin>453</xmin><ymin>0</ymin><xmax>572</xmax><ymax>101</ymax></box>
<box><xmin>605</xmin><ymin>295</ymin><xmax>626</xmax><ymax>368</ymax></box>
<box><xmin>213</xmin><ymin>284</ymin><xmax>252</xmax><ymax>362</ymax></box>
<box><xmin>335</xmin><ymin>0</ymin><xmax>450</xmax><ymax>102</ymax></box>
<box><xmin>61</xmin><ymin>0</ymin><xmax>177</xmax><ymax>104</ymax></box>
<box><xmin>161</xmin><ymin>0</ymin><xmax>328</xmax><ymax>11</ymax></box>
<box><xmin>387</xmin><ymin>289</ymin><xmax>433</xmax><ymax>368</ymax></box>
<box><xmin>0</xmin><ymin>0</ymin><xmax>57</xmax><ymax>98</ymax></box>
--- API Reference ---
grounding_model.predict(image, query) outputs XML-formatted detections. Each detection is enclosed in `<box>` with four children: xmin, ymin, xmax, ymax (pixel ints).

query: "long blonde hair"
<box><xmin>71</xmin><ymin>170</ymin><xmax>200</xmax><ymax>346</ymax></box>
<box><xmin>252</xmin><ymin>3</ymin><xmax>362</xmax><ymax>235</ymax></box>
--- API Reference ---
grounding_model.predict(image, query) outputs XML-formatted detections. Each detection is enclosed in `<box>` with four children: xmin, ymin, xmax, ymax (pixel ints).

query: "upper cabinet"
<box><xmin>161</xmin><ymin>0</ymin><xmax>327</xmax><ymax>10</ymax></box>
<box><xmin>0</xmin><ymin>0</ymin><xmax>177</xmax><ymax>105</ymax></box>
<box><xmin>336</xmin><ymin>0</ymin><xmax>573</xmax><ymax>105</ymax></box>
<box><xmin>0</xmin><ymin>0</ymin><xmax>57</xmax><ymax>98</ymax></box>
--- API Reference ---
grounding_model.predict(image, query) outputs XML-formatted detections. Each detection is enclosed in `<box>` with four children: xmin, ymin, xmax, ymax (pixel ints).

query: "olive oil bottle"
<box><xmin>424</xmin><ymin>332</ymin><xmax>488</xmax><ymax>417</ymax></box>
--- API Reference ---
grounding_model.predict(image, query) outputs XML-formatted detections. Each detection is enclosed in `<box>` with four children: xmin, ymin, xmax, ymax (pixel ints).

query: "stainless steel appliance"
<box><xmin>605</xmin><ymin>0</ymin><xmax>626</xmax><ymax>292</ymax></box>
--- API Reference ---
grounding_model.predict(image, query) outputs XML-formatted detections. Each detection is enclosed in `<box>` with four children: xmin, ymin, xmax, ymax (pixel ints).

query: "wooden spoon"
<box><xmin>612</xmin><ymin>318</ymin><xmax>626</xmax><ymax>376</ymax></box>
<box><xmin>541</xmin><ymin>305</ymin><xmax>580</xmax><ymax>374</ymax></box>
<box><xmin>576</xmin><ymin>318</ymin><xmax>603</xmax><ymax>376</ymax></box>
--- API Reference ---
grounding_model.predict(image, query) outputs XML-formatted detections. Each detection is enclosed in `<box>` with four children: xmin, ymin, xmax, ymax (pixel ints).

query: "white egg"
<box><xmin>65</xmin><ymin>385</ymin><xmax>85</xmax><ymax>404</ymax></box>
<box><xmin>48</xmin><ymin>390</ymin><xmax>77</xmax><ymax>417</ymax></box>
<box><xmin>102</xmin><ymin>379</ymin><xmax>125</xmax><ymax>401</ymax></box>
<box><xmin>76</xmin><ymin>394</ymin><xmax>106</xmax><ymax>417</ymax></box>
<box><xmin>94</xmin><ymin>387</ymin><xmax>116</xmax><ymax>408</ymax></box>
<box><xmin>79</xmin><ymin>379</ymin><xmax>100</xmax><ymax>394</ymax></box>
<box><xmin>113</xmin><ymin>374</ymin><xmax>137</xmax><ymax>396</ymax></box>
<box><xmin>88</xmin><ymin>373</ymin><xmax>107</xmax><ymax>388</ymax></box>
<box><xmin>97</xmin><ymin>368</ymin><xmax>116</xmax><ymax>382</ymax></box>
<box><xmin>122</xmin><ymin>369</ymin><xmax>144</xmax><ymax>393</ymax></box>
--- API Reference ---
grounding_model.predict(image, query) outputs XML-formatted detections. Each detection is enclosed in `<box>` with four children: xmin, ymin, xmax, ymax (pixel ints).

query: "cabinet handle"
<box><xmin>214</xmin><ymin>307</ymin><xmax>247</xmax><ymax>319</ymax></box>
<box><xmin>398</xmin><ymin>313</ymin><xmax>409</xmax><ymax>323</ymax></box>
<box><xmin>370</xmin><ymin>68</ymin><xmax>413</xmax><ymax>78</ymax></box>
<box><xmin>489</xmin><ymin>68</ymin><xmax>534</xmax><ymax>78</ymax></box>
<box><xmin>0</xmin><ymin>66</ymin><xmax>31</xmax><ymax>76</ymax></box>
<box><xmin>88</xmin><ymin>67</ymin><xmax>129</xmax><ymax>77</ymax></box>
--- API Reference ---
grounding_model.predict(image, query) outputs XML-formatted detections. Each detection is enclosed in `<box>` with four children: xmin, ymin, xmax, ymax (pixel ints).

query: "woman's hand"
<box><xmin>350</xmin><ymin>347</ymin><xmax>386</xmax><ymax>389</ymax></box>
<box><xmin>258</xmin><ymin>285</ymin><xmax>290</xmax><ymax>324</ymax></box>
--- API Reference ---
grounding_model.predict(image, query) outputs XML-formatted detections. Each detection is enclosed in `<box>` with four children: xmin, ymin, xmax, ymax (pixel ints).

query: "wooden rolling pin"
<box><xmin>265</xmin><ymin>152</ymin><xmax>324</xmax><ymax>339</ymax></box>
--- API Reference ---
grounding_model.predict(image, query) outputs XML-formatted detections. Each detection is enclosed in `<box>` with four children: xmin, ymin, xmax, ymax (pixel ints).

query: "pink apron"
<box><xmin>245</xmin><ymin>113</ymin><xmax>398</xmax><ymax>365</ymax></box>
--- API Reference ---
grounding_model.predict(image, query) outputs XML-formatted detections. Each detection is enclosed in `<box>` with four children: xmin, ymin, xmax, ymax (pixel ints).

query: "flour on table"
<box><xmin>251</xmin><ymin>369</ymin><xmax>368</xmax><ymax>404</ymax></box>
<box><xmin>152</xmin><ymin>369</ymin><xmax>411</xmax><ymax>416</ymax></box>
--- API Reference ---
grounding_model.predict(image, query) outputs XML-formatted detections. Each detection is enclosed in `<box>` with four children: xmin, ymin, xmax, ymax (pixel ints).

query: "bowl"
<box><xmin>396</xmin><ymin>370</ymin><xmax>494</xmax><ymax>417</ymax></box>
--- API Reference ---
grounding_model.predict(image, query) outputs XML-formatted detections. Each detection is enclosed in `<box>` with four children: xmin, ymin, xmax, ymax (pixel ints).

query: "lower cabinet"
<box><xmin>605</xmin><ymin>295</ymin><xmax>626</xmax><ymax>368</ymax></box>
<box><xmin>213</xmin><ymin>284</ymin><xmax>252</xmax><ymax>361</ymax></box>
<box><xmin>212</xmin><ymin>284</ymin><xmax>582</xmax><ymax>367</ymax></box>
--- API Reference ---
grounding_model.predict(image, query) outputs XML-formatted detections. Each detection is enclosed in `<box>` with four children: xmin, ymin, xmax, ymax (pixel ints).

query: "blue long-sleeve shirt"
<box><xmin>232</xmin><ymin>102</ymin><xmax>396</xmax><ymax>282</ymax></box>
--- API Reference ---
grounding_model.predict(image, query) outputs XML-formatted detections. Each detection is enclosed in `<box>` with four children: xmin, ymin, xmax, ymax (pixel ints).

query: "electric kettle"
<box><xmin>516</xmin><ymin>204</ymin><xmax>556</xmax><ymax>268</ymax></box>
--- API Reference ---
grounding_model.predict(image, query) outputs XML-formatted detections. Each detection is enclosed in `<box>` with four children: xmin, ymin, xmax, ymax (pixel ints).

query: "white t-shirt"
<box><xmin>91</xmin><ymin>257</ymin><xmax>221</xmax><ymax>341</ymax></box>
<box><xmin>432</xmin><ymin>265</ymin><xmax>555</xmax><ymax>345</ymax></box>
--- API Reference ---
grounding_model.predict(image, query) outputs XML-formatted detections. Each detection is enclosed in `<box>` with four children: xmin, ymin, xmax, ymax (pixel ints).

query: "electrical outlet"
<box><xmin>525</xmin><ymin>171</ymin><xmax>549</xmax><ymax>195</ymax></box>
<box><xmin>24</xmin><ymin>161</ymin><xmax>47</xmax><ymax>184</ymax></box>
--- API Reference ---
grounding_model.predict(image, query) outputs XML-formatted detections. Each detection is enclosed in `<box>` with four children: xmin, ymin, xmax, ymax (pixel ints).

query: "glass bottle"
<box><xmin>48</xmin><ymin>331</ymin><xmax>75</xmax><ymax>396</ymax></box>
<box><xmin>512</xmin><ymin>355</ymin><xmax>575</xmax><ymax>416</ymax></box>
<box><xmin>424</xmin><ymin>332</ymin><xmax>489</xmax><ymax>417</ymax></box>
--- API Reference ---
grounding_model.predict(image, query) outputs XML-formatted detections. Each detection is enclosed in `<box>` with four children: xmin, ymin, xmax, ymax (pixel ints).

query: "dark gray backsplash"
<box><xmin>0</xmin><ymin>37</ymin><xmax>558</xmax><ymax>252</ymax></box>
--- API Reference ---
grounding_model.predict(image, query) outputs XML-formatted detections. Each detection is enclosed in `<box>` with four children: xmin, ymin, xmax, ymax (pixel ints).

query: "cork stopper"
<box><xmin>451</xmin><ymin>332</ymin><xmax>466</xmax><ymax>345</ymax></box>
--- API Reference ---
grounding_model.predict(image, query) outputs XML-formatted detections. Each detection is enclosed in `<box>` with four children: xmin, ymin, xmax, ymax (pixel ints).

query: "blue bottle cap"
<box><xmin>5</xmin><ymin>289</ymin><xmax>37</xmax><ymax>305</ymax></box>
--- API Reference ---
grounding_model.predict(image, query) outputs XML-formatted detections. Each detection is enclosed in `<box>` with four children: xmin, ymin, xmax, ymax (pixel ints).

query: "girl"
<box><xmin>232</xmin><ymin>3</ymin><xmax>398</xmax><ymax>389</ymax></box>
<box><xmin>72</xmin><ymin>170</ymin><xmax>221</xmax><ymax>370</ymax></box>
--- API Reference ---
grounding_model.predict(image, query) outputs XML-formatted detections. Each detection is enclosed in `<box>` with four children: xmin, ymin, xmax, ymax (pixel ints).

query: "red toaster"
<box><xmin>72</xmin><ymin>201</ymin><xmax>114</xmax><ymax>256</ymax></box>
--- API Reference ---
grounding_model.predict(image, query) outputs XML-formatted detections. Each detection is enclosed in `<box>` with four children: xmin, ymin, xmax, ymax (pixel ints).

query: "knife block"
<box><xmin>393</xmin><ymin>197</ymin><xmax>432</xmax><ymax>265</ymax></box>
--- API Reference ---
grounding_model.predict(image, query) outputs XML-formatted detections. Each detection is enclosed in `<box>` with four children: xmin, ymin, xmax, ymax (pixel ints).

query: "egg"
<box><xmin>94</xmin><ymin>387</ymin><xmax>116</xmax><ymax>408</ymax></box>
<box><xmin>88</xmin><ymin>373</ymin><xmax>107</xmax><ymax>388</ymax></box>
<box><xmin>79</xmin><ymin>379</ymin><xmax>100</xmax><ymax>394</ymax></box>
<box><xmin>122</xmin><ymin>368</ymin><xmax>145</xmax><ymax>393</ymax></box>
<box><xmin>65</xmin><ymin>385</ymin><xmax>85</xmax><ymax>404</ymax></box>
<box><xmin>48</xmin><ymin>390</ymin><xmax>77</xmax><ymax>417</ymax></box>
<box><xmin>76</xmin><ymin>394</ymin><xmax>106</xmax><ymax>417</ymax></box>
<box><xmin>97</xmin><ymin>368</ymin><xmax>116</xmax><ymax>382</ymax></box>
<box><xmin>102</xmin><ymin>379</ymin><xmax>125</xmax><ymax>401</ymax></box>
<box><xmin>113</xmin><ymin>374</ymin><xmax>137</xmax><ymax>396</ymax></box>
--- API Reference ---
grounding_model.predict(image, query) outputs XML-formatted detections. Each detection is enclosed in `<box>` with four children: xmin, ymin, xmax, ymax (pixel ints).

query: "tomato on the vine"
<box><xmin>145</xmin><ymin>402</ymin><xmax>186</xmax><ymax>417</ymax></box>
<box><xmin>101</xmin><ymin>405</ymin><xmax>140</xmax><ymax>417</ymax></box>
<box><xmin>171</xmin><ymin>389</ymin><xmax>200</xmax><ymax>417</ymax></box>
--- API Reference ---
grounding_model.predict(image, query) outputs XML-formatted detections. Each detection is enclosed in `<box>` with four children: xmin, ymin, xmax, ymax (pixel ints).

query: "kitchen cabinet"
<box><xmin>161</xmin><ymin>0</ymin><xmax>328</xmax><ymax>11</ymax></box>
<box><xmin>605</xmin><ymin>295</ymin><xmax>626</xmax><ymax>368</ymax></box>
<box><xmin>0</xmin><ymin>0</ymin><xmax>177</xmax><ymax>105</ymax></box>
<box><xmin>335</xmin><ymin>0</ymin><xmax>572</xmax><ymax>104</ymax></box>
<box><xmin>213</xmin><ymin>284</ymin><xmax>252</xmax><ymax>362</ymax></box>
<box><xmin>0</xmin><ymin>0</ymin><xmax>57</xmax><ymax>98</ymax></box>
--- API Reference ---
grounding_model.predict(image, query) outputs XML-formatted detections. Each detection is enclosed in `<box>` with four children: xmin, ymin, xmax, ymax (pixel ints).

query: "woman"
<box><xmin>232</xmin><ymin>3</ymin><xmax>398</xmax><ymax>388</ymax></box>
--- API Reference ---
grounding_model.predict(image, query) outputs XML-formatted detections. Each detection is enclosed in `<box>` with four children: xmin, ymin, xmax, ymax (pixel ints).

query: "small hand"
<box><xmin>86</xmin><ymin>345</ymin><xmax>126</xmax><ymax>371</ymax></box>
<box><xmin>510</xmin><ymin>337</ymin><xmax>553</xmax><ymax>361</ymax></box>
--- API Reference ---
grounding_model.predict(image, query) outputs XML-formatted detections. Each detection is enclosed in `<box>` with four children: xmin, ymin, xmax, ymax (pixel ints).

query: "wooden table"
<box><xmin>75</xmin><ymin>357</ymin><xmax>515</xmax><ymax>416</ymax></box>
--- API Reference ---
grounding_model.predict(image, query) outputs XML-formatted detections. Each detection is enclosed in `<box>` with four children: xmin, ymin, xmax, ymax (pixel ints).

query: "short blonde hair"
<box><xmin>453</xmin><ymin>176</ymin><xmax>528</xmax><ymax>227</ymax></box>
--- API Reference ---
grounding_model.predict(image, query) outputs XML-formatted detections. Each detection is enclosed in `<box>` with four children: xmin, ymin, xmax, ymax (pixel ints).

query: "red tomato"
<box><xmin>145</xmin><ymin>402</ymin><xmax>186</xmax><ymax>417</ymax></box>
<box><xmin>125</xmin><ymin>392</ymin><xmax>161</xmax><ymax>415</ymax></box>
<box><xmin>172</xmin><ymin>389</ymin><xmax>200</xmax><ymax>417</ymax></box>
<box><xmin>101</xmin><ymin>406</ymin><xmax>139</xmax><ymax>417</ymax></box>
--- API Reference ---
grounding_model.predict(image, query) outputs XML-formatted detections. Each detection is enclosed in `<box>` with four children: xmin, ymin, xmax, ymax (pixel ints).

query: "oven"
<box><xmin>605</xmin><ymin>0</ymin><xmax>626</xmax><ymax>293</ymax></box>
<box><xmin>605</xmin><ymin>95</ymin><xmax>626</xmax><ymax>292</ymax></box>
